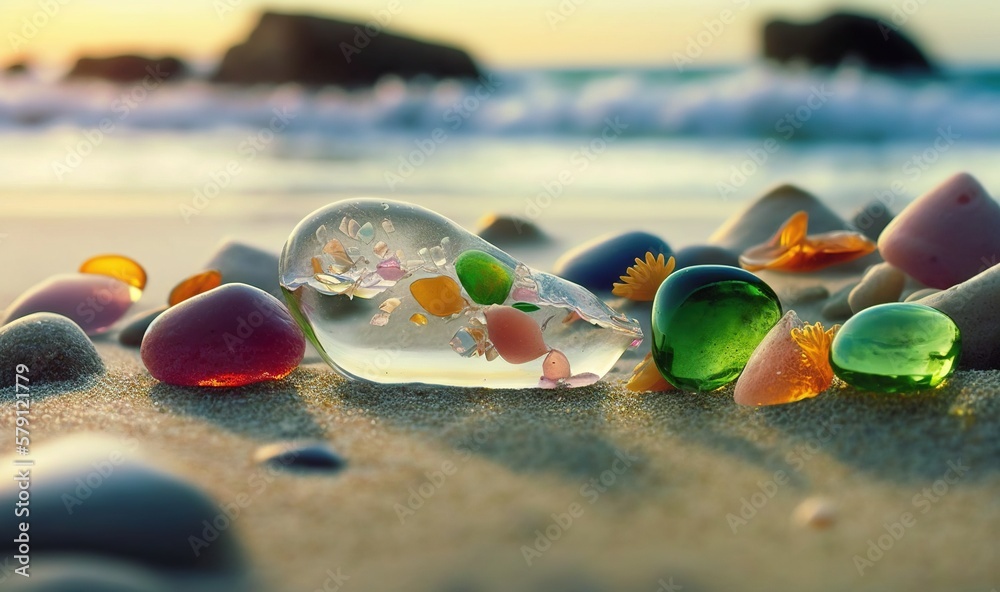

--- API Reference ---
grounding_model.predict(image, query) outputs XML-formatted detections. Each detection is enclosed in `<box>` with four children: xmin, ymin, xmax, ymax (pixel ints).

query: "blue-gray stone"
<box><xmin>553</xmin><ymin>231</ymin><xmax>671</xmax><ymax>292</ymax></box>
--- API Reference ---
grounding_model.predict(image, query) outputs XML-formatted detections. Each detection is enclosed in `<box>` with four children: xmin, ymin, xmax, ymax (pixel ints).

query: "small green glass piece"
<box><xmin>512</xmin><ymin>302</ymin><xmax>540</xmax><ymax>312</ymax></box>
<box><xmin>455</xmin><ymin>250</ymin><xmax>514</xmax><ymax>306</ymax></box>
<box><xmin>830</xmin><ymin>303</ymin><xmax>961</xmax><ymax>393</ymax></box>
<box><xmin>651</xmin><ymin>265</ymin><xmax>782</xmax><ymax>392</ymax></box>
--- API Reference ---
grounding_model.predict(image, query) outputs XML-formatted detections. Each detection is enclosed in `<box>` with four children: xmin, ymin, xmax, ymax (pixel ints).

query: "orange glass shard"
<box><xmin>322</xmin><ymin>239</ymin><xmax>354</xmax><ymax>272</ymax></box>
<box><xmin>613</xmin><ymin>252</ymin><xmax>676</xmax><ymax>301</ymax></box>
<box><xmin>734</xmin><ymin>310</ymin><xmax>839</xmax><ymax>406</ymax></box>
<box><xmin>79</xmin><ymin>254</ymin><xmax>147</xmax><ymax>291</ymax></box>
<box><xmin>168</xmin><ymin>270</ymin><xmax>222</xmax><ymax>306</ymax></box>
<box><xmin>409</xmin><ymin>276</ymin><xmax>466</xmax><ymax>317</ymax></box>
<box><xmin>625</xmin><ymin>352</ymin><xmax>677</xmax><ymax>392</ymax></box>
<box><xmin>739</xmin><ymin>211</ymin><xmax>876</xmax><ymax>272</ymax></box>
<box><xmin>409</xmin><ymin>313</ymin><xmax>428</xmax><ymax>326</ymax></box>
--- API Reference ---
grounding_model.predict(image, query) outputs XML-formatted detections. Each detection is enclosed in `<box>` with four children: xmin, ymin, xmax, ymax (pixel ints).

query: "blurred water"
<box><xmin>0</xmin><ymin>63</ymin><xmax>998</xmax><ymax>245</ymax></box>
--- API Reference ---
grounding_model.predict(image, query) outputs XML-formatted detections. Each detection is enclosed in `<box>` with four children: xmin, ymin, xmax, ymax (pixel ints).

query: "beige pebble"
<box><xmin>849</xmin><ymin>263</ymin><xmax>906</xmax><ymax>314</ymax></box>
<box><xmin>904</xmin><ymin>288</ymin><xmax>940</xmax><ymax>302</ymax></box>
<box><xmin>793</xmin><ymin>497</ymin><xmax>837</xmax><ymax>529</ymax></box>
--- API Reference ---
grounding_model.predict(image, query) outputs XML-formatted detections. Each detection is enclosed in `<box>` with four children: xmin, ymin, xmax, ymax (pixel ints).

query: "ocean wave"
<box><xmin>1</xmin><ymin>64</ymin><xmax>998</xmax><ymax>141</ymax></box>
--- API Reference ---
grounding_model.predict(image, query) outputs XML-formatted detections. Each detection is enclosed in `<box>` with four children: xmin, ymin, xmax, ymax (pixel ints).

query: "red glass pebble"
<box><xmin>141</xmin><ymin>283</ymin><xmax>305</xmax><ymax>387</ymax></box>
<box><xmin>3</xmin><ymin>273</ymin><xmax>140</xmax><ymax>336</ymax></box>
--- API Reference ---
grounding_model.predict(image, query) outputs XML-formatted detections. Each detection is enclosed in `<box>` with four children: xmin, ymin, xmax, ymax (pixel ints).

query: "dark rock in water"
<box><xmin>6</xmin><ymin>558</ymin><xmax>171</xmax><ymax>592</ymax></box>
<box><xmin>917</xmin><ymin>264</ymin><xmax>1000</xmax><ymax>369</ymax></box>
<box><xmin>553</xmin><ymin>231</ymin><xmax>671</xmax><ymax>292</ymax></box>
<box><xmin>65</xmin><ymin>55</ymin><xmax>186</xmax><ymax>83</ymax></box>
<box><xmin>476</xmin><ymin>213</ymin><xmax>548</xmax><ymax>245</ymax></box>
<box><xmin>763</xmin><ymin>12</ymin><xmax>934</xmax><ymax>74</ymax></box>
<box><xmin>119</xmin><ymin>306</ymin><xmax>168</xmax><ymax>347</ymax></box>
<box><xmin>0</xmin><ymin>313</ymin><xmax>103</xmax><ymax>388</ymax></box>
<box><xmin>253</xmin><ymin>441</ymin><xmax>346</xmax><ymax>472</ymax></box>
<box><xmin>673</xmin><ymin>245</ymin><xmax>739</xmax><ymax>270</ymax></box>
<box><xmin>212</xmin><ymin>11</ymin><xmax>480</xmax><ymax>87</ymax></box>
<box><xmin>0</xmin><ymin>435</ymin><xmax>243</xmax><ymax>573</ymax></box>
<box><xmin>851</xmin><ymin>198</ymin><xmax>894</xmax><ymax>241</ymax></box>
<box><xmin>203</xmin><ymin>239</ymin><xmax>281</xmax><ymax>297</ymax></box>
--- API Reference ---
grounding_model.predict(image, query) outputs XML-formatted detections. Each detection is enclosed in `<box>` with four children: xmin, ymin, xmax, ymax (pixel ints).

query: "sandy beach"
<box><xmin>1</xmin><ymin>199</ymin><xmax>998</xmax><ymax>592</ymax></box>
<box><xmin>3</xmin><ymin>3</ymin><xmax>1000</xmax><ymax>588</ymax></box>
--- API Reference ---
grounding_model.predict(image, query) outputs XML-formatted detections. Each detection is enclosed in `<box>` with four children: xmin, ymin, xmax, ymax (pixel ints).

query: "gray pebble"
<box><xmin>821</xmin><ymin>282</ymin><xmax>858</xmax><ymax>320</ymax></box>
<box><xmin>203</xmin><ymin>239</ymin><xmax>280</xmax><ymax>297</ymax></box>
<box><xmin>0</xmin><ymin>313</ymin><xmax>103</xmax><ymax>389</ymax></box>
<box><xmin>0</xmin><ymin>434</ymin><xmax>244</xmax><ymax>574</ymax></box>
<box><xmin>118</xmin><ymin>306</ymin><xmax>168</xmax><ymax>347</ymax></box>
<box><xmin>917</xmin><ymin>265</ymin><xmax>1000</xmax><ymax>369</ymax></box>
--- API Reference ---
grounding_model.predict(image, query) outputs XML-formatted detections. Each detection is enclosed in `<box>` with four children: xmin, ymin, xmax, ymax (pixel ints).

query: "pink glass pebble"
<box><xmin>483</xmin><ymin>305</ymin><xmax>548</xmax><ymax>364</ymax></box>
<box><xmin>3</xmin><ymin>273</ymin><xmax>140</xmax><ymax>335</ymax></box>
<box><xmin>141</xmin><ymin>283</ymin><xmax>305</xmax><ymax>387</ymax></box>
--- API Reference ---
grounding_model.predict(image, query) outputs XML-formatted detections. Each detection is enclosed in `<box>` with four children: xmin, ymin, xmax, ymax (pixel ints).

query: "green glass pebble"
<box><xmin>512</xmin><ymin>302</ymin><xmax>540</xmax><ymax>312</ymax></box>
<box><xmin>830</xmin><ymin>303</ymin><xmax>960</xmax><ymax>393</ymax></box>
<box><xmin>651</xmin><ymin>265</ymin><xmax>782</xmax><ymax>391</ymax></box>
<box><xmin>454</xmin><ymin>249</ymin><xmax>514</xmax><ymax>306</ymax></box>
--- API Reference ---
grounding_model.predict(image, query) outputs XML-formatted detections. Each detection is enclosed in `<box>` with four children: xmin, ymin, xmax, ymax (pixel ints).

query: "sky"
<box><xmin>1</xmin><ymin>0</ymin><xmax>996</xmax><ymax>68</ymax></box>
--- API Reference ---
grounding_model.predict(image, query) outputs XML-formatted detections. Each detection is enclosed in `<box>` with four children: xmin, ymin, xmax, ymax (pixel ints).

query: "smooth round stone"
<box><xmin>4</xmin><ymin>273</ymin><xmax>140</xmax><ymax>335</ymax></box>
<box><xmin>878</xmin><ymin>172</ymin><xmax>1000</xmax><ymax>289</ymax></box>
<box><xmin>553</xmin><ymin>231</ymin><xmax>671</xmax><ymax>291</ymax></box>
<box><xmin>904</xmin><ymin>288</ymin><xmax>940</xmax><ymax>302</ymax></box>
<box><xmin>6</xmin><ymin>558</ymin><xmax>171</xmax><ymax>592</ymax></box>
<box><xmin>792</xmin><ymin>497</ymin><xmax>837</xmax><ymax>530</ymax></box>
<box><xmin>455</xmin><ymin>249</ymin><xmax>514</xmax><ymax>306</ymax></box>
<box><xmin>475</xmin><ymin>213</ymin><xmax>547</xmax><ymax>244</ymax></box>
<box><xmin>821</xmin><ymin>282</ymin><xmax>858</xmax><ymax>320</ymax></box>
<box><xmin>0</xmin><ymin>313</ymin><xmax>104</xmax><ymax>388</ymax></box>
<box><xmin>203</xmin><ymin>239</ymin><xmax>281</xmax><ymax>296</ymax></box>
<box><xmin>673</xmin><ymin>245</ymin><xmax>739</xmax><ymax>270</ymax></box>
<box><xmin>652</xmin><ymin>265</ymin><xmax>782</xmax><ymax>391</ymax></box>
<box><xmin>848</xmin><ymin>262</ymin><xmax>906</xmax><ymax>314</ymax></box>
<box><xmin>917</xmin><ymin>264</ymin><xmax>1000</xmax><ymax>369</ymax></box>
<box><xmin>6</xmin><ymin>558</ymin><xmax>172</xmax><ymax>592</ymax></box>
<box><xmin>141</xmin><ymin>283</ymin><xmax>305</xmax><ymax>387</ymax></box>
<box><xmin>830</xmin><ymin>303</ymin><xmax>961</xmax><ymax>392</ymax></box>
<box><xmin>785</xmin><ymin>284</ymin><xmax>829</xmax><ymax>305</ymax></box>
<box><xmin>851</xmin><ymin>198</ymin><xmax>894</xmax><ymax>241</ymax></box>
<box><xmin>118</xmin><ymin>306</ymin><xmax>168</xmax><ymax>347</ymax></box>
<box><xmin>253</xmin><ymin>441</ymin><xmax>346</xmax><ymax>472</ymax></box>
<box><xmin>0</xmin><ymin>435</ymin><xmax>243</xmax><ymax>573</ymax></box>
<box><xmin>709</xmin><ymin>184</ymin><xmax>850</xmax><ymax>252</ymax></box>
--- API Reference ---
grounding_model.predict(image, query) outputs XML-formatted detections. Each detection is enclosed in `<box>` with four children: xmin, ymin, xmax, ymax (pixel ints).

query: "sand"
<box><xmin>1</xmin><ymin>200</ymin><xmax>999</xmax><ymax>591</ymax></box>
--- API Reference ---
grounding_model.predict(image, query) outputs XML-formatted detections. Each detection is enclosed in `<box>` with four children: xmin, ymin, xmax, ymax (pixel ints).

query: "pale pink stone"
<box><xmin>878</xmin><ymin>172</ymin><xmax>1000</xmax><ymax>289</ymax></box>
<box><xmin>484</xmin><ymin>305</ymin><xmax>547</xmax><ymax>364</ymax></box>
